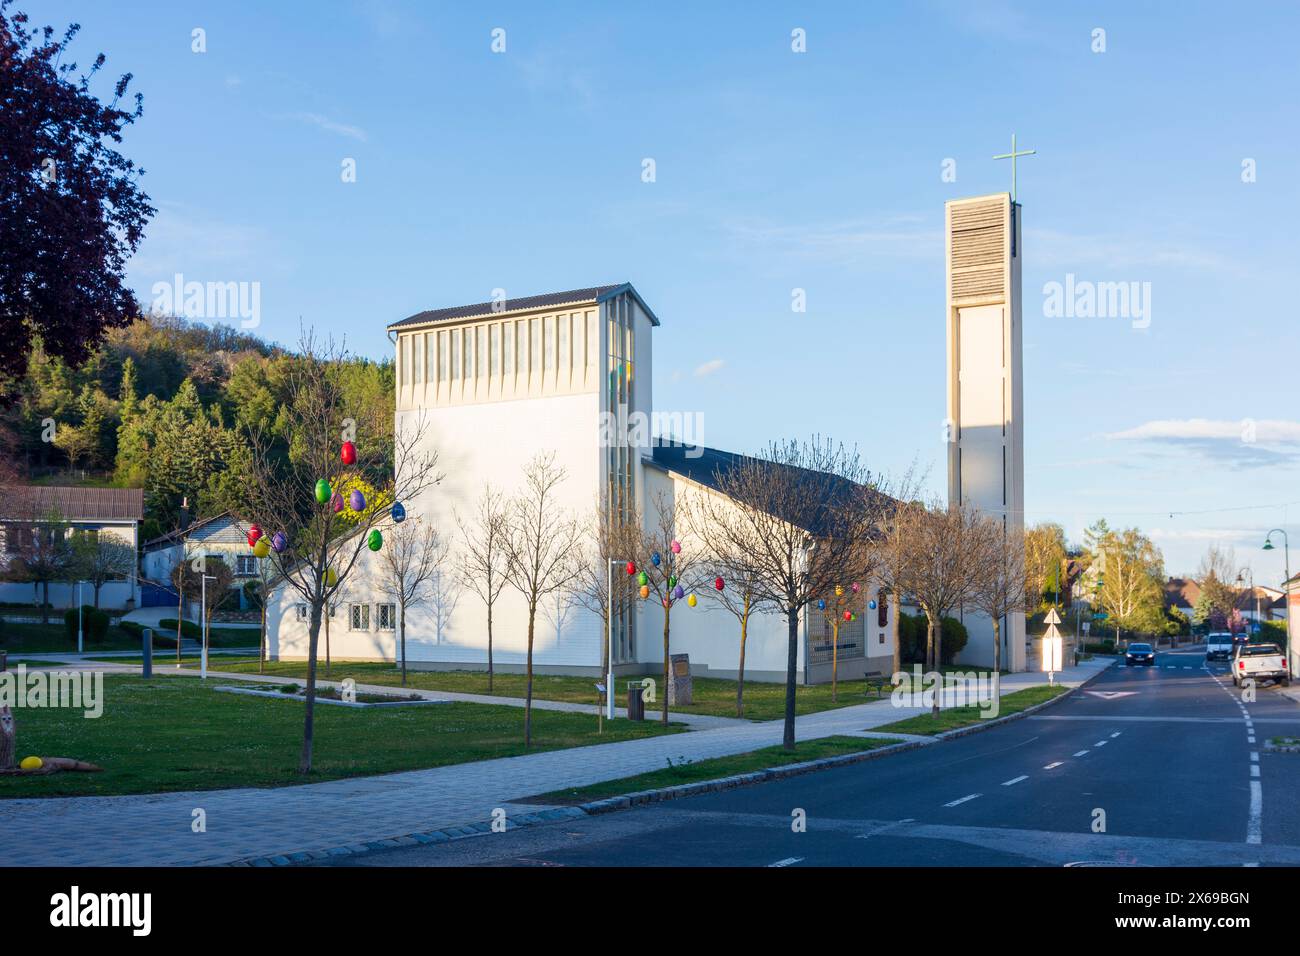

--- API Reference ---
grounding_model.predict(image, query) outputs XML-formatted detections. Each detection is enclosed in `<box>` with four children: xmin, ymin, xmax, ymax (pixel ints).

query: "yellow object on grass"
<box><xmin>19</xmin><ymin>756</ymin><xmax>43</xmax><ymax>771</ymax></box>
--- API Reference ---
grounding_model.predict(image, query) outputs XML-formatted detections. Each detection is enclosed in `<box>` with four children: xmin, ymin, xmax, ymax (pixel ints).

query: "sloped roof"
<box><xmin>142</xmin><ymin>511</ymin><xmax>252</xmax><ymax>551</ymax></box>
<box><xmin>647</xmin><ymin>443</ymin><xmax>894</xmax><ymax>537</ymax></box>
<box><xmin>387</xmin><ymin>283</ymin><xmax>660</xmax><ymax>331</ymax></box>
<box><xmin>1164</xmin><ymin>576</ymin><xmax>1201</xmax><ymax>607</ymax></box>
<box><xmin>0</xmin><ymin>486</ymin><xmax>143</xmax><ymax>522</ymax></box>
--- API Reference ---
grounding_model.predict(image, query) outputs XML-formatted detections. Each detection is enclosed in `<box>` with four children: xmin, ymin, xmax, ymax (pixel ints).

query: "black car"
<box><xmin>1125</xmin><ymin>642</ymin><xmax>1155</xmax><ymax>666</ymax></box>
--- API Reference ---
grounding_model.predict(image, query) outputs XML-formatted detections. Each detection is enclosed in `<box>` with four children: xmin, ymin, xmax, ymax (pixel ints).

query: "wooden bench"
<box><xmin>863</xmin><ymin>671</ymin><xmax>889</xmax><ymax>698</ymax></box>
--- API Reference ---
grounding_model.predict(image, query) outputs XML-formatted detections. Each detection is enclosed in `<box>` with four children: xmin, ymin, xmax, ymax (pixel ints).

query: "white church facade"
<box><xmin>265</xmin><ymin>283</ymin><xmax>900</xmax><ymax>683</ymax></box>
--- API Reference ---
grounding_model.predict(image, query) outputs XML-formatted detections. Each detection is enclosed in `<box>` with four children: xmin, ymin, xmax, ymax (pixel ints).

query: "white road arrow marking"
<box><xmin>1084</xmin><ymin>691</ymin><xmax>1137</xmax><ymax>699</ymax></box>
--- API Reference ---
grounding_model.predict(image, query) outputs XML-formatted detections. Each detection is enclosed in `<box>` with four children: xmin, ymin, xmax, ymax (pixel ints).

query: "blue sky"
<box><xmin>41</xmin><ymin>0</ymin><xmax>1300</xmax><ymax>583</ymax></box>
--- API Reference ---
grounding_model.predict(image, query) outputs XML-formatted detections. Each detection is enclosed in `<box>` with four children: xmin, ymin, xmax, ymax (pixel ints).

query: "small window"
<box><xmin>349</xmin><ymin>603</ymin><xmax>370</xmax><ymax>631</ymax></box>
<box><xmin>503</xmin><ymin>322</ymin><xmax>514</xmax><ymax>375</ymax></box>
<box><xmin>427</xmin><ymin>334</ymin><xmax>436</xmax><ymax>386</ymax></box>
<box><xmin>438</xmin><ymin>330</ymin><xmax>449</xmax><ymax>382</ymax></box>
<box><xmin>295</xmin><ymin>604</ymin><xmax>308</xmax><ymax>622</ymax></box>
<box><xmin>236</xmin><ymin>555</ymin><xmax>258</xmax><ymax>576</ymax></box>
<box><xmin>378</xmin><ymin>603</ymin><xmax>397</xmax><ymax>631</ymax></box>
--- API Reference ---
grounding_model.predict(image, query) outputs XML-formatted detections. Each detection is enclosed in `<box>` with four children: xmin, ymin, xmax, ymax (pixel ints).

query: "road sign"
<box><xmin>1041</xmin><ymin>629</ymin><xmax>1063</xmax><ymax>675</ymax></box>
<box><xmin>1082</xmin><ymin>621</ymin><xmax>1091</xmax><ymax>635</ymax></box>
<box><xmin>1084</xmin><ymin>691</ymin><xmax>1137</xmax><ymax>700</ymax></box>
<box><xmin>1044</xmin><ymin>607</ymin><xmax>1063</xmax><ymax>625</ymax></box>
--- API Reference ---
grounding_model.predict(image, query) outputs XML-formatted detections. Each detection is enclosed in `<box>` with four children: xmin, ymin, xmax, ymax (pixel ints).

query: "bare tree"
<box><xmin>238</xmin><ymin>333</ymin><xmax>441</xmax><ymax>774</ymax></box>
<box><xmin>378</xmin><ymin>518</ymin><xmax>447</xmax><ymax>686</ymax></box>
<box><xmin>814</xmin><ymin>585</ymin><xmax>861</xmax><ymax>703</ymax></box>
<box><xmin>686</xmin><ymin>510</ymin><xmax>777</xmax><ymax>718</ymax></box>
<box><xmin>968</xmin><ymin>516</ymin><xmax>1029</xmax><ymax>679</ymax></box>
<box><xmin>4</xmin><ymin>508</ymin><xmax>72</xmax><ymax>624</ymax></box>
<box><xmin>455</xmin><ymin>486</ymin><xmax>509</xmax><ymax>692</ymax></box>
<box><xmin>875</xmin><ymin>499</ymin><xmax>922</xmax><ymax>679</ymax></box>
<box><xmin>70</xmin><ymin>534</ymin><xmax>136</xmax><ymax>608</ymax></box>
<box><xmin>690</xmin><ymin>438</ymin><xmax>892</xmax><ymax>751</ymax></box>
<box><xmin>173</xmin><ymin>554</ymin><xmax>234</xmax><ymax>641</ymax></box>
<box><xmin>894</xmin><ymin>499</ymin><xmax>998</xmax><ymax>715</ymax></box>
<box><xmin>571</xmin><ymin>493</ymin><xmax>637</xmax><ymax>705</ymax></box>
<box><xmin>627</xmin><ymin>489</ymin><xmax>703</xmax><ymax>725</ymax></box>
<box><xmin>501</xmin><ymin>452</ymin><xmax>583</xmax><ymax>747</ymax></box>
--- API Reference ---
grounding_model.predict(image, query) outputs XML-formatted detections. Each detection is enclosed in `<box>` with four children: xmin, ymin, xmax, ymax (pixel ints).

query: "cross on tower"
<box><xmin>993</xmin><ymin>132</ymin><xmax>1036</xmax><ymax>203</ymax></box>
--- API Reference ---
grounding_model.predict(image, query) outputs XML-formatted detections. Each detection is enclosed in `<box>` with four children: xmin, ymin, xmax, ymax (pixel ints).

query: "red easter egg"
<box><xmin>714</xmin><ymin>576</ymin><xmax>725</xmax><ymax>591</ymax></box>
<box><xmin>340</xmin><ymin>441</ymin><xmax>356</xmax><ymax>465</ymax></box>
<box><xmin>626</xmin><ymin>561</ymin><xmax>636</xmax><ymax>575</ymax></box>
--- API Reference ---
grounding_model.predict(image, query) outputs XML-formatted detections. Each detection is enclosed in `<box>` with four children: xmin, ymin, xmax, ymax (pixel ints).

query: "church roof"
<box><xmin>646</xmin><ymin>443</ymin><xmax>894</xmax><ymax>538</ymax></box>
<box><xmin>389</xmin><ymin>283</ymin><xmax>660</xmax><ymax>331</ymax></box>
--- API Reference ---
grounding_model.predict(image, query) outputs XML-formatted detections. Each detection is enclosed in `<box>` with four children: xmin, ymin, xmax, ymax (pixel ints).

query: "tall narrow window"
<box><xmin>412</xmin><ymin>334</ymin><xmax>422</xmax><ymax>384</ymax></box>
<box><xmin>491</xmin><ymin>324</ymin><xmax>501</xmax><ymax>376</ymax></box>
<box><xmin>438</xmin><ymin>330</ymin><xmax>448</xmax><ymax>382</ymax></box>
<box><xmin>427</xmin><ymin>333</ymin><xmax>436</xmax><ymax>386</ymax></box>
<box><xmin>587</xmin><ymin>312</ymin><xmax>598</xmax><ymax>368</ymax></box>
<box><xmin>478</xmin><ymin>326</ymin><xmax>488</xmax><ymax>378</ymax></box>
<box><xmin>452</xmin><ymin>329</ymin><xmax>462</xmax><ymax>380</ymax></box>
<box><xmin>465</xmin><ymin>326</ymin><xmax>475</xmax><ymax>382</ymax></box>
<box><xmin>543</xmin><ymin>316</ymin><xmax>554</xmax><ymax>371</ymax></box>
<box><xmin>503</xmin><ymin>321</ymin><xmax>514</xmax><ymax>375</ymax></box>
<box><xmin>530</xmin><ymin>318</ymin><xmax>541</xmax><ymax>376</ymax></box>
<box><xmin>559</xmin><ymin>314</ymin><xmax>570</xmax><ymax>376</ymax></box>
<box><xmin>517</xmin><ymin>321</ymin><xmax>528</xmax><ymax>375</ymax></box>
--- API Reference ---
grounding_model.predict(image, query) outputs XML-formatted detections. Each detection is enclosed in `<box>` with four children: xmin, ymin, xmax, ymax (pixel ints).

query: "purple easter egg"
<box><xmin>349</xmin><ymin>489</ymin><xmax>366</xmax><ymax>512</ymax></box>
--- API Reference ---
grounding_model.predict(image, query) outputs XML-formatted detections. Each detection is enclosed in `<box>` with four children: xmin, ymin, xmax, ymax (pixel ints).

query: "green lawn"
<box><xmin>534</xmin><ymin>735</ymin><xmax>902</xmax><ymax>803</ymax></box>
<box><xmin>0</xmin><ymin>674</ymin><xmax>684</xmax><ymax>798</ymax></box>
<box><xmin>871</xmin><ymin>685</ymin><xmax>1067</xmax><ymax>735</ymax></box>
<box><xmin>90</xmin><ymin>657</ymin><xmax>995</xmax><ymax>721</ymax></box>
<box><xmin>0</xmin><ymin>622</ymin><xmax>255</xmax><ymax>654</ymax></box>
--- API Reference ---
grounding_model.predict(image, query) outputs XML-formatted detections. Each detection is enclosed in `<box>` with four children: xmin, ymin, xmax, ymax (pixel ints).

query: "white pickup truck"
<box><xmin>1231</xmin><ymin>643</ymin><xmax>1290</xmax><ymax>687</ymax></box>
<box><xmin>1206</xmin><ymin>632</ymin><xmax>1236</xmax><ymax>662</ymax></box>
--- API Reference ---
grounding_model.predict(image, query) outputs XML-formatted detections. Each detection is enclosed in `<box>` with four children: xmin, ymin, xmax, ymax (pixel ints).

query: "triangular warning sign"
<box><xmin>1044</xmin><ymin>607</ymin><xmax>1063</xmax><ymax>625</ymax></box>
<box><xmin>1084</xmin><ymin>691</ymin><xmax>1137</xmax><ymax>700</ymax></box>
<box><xmin>1045</xmin><ymin>622</ymin><xmax>1062</xmax><ymax>640</ymax></box>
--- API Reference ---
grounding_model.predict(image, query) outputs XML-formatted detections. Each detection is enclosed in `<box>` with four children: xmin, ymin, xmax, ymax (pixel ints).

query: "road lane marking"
<box><xmin>1073</xmin><ymin>750</ymin><xmax>1090</xmax><ymax>757</ymax></box>
<box><xmin>1250</xmin><ymin>765</ymin><xmax>1261</xmax><ymax>778</ymax></box>
<box><xmin>1110</xmin><ymin>732</ymin><xmax>1122</xmax><ymax>738</ymax></box>
<box><xmin>1043</xmin><ymin>761</ymin><xmax>1064</xmax><ymax>769</ymax></box>
<box><xmin>1251</xmin><ymin>752</ymin><xmax>1260</xmax><ymax>762</ymax></box>
<box><xmin>768</xmin><ymin>857</ymin><xmax>803</xmax><ymax>867</ymax></box>
<box><xmin>1001</xmin><ymin>775</ymin><xmax>1028</xmax><ymax>786</ymax></box>
<box><xmin>1094</xmin><ymin>740</ymin><xmax>1108</xmax><ymax>747</ymax></box>
<box><xmin>1248</xmin><ymin>781</ymin><xmax>1263</xmax><ymax>845</ymax></box>
<box><xmin>944</xmin><ymin>793</ymin><xmax>981</xmax><ymax>807</ymax></box>
<box><xmin>1248</xmin><ymin>736</ymin><xmax>1256</xmax><ymax>744</ymax></box>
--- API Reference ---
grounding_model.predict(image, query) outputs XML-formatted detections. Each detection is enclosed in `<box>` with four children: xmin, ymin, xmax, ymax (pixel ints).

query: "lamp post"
<box><xmin>1264</xmin><ymin>529</ymin><xmax>1293</xmax><ymax>672</ymax></box>
<box><xmin>200</xmin><ymin>573</ymin><xmax>218</xmax><ymax>680</ymax></box>
<box><xmin>606</xmin><ymin>558</ymin><xmax>623</xmax><ymax>720</ymax></box>
<box><xmin>77</xmin><ymin>580</ymin><xmax>83</xmax><ymax>653</ymax></box>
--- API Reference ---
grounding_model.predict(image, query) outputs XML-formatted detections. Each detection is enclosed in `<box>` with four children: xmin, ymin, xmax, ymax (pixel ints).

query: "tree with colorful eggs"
<box><xmin>236</xmin><ymin>334</ymin><xmax>441</xmax><ymax>774</ymax></box>
<box><xmin>627</xmin><ymin>489</ymin><xmax>704</xmax><ymax>726</ymax></box>
<box><xmin>815</xmin><ymin>582</ymin><xmax>861</xmax><ymax>703</ymax></box>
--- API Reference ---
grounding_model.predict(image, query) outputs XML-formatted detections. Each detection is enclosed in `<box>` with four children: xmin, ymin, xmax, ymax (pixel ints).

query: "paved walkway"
<box><xmin>0</xmin><ymin>659</ymin><xmax>1111</xmax><ymax>866</ymax></box>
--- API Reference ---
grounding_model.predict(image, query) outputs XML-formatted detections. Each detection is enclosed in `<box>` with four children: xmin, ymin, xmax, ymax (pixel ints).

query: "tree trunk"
<box><xmin>487</xmin><ymin>600</ymin><xmax>494</xmax><ymax>693</ymax></box>
<box><xmin>42</xmin><ymin>580</ymin><xmax>50</xmax><ymax>625</ymax></box>
<box><xmin>925</xmin><ymin>618</ymin><xmax>935</xmax><ymax>671</ymax></box>
<box><xmin>661</xmin><ymin>605</ymin><xmax>671</xmax><ymax>725</ymax></box>
<box><xmin>524</xmin><ymin>609</ymin><xmax>535</xmax><ymax>748</ymax></box>
<box><xmin>931</xmin><ymin>614</ymin><xmax>943</xmax><ymax>716</ymax></box>
<box><xmin>299</xmin><ymin>603</ymin><xmax>323</xmax><ymax>774</ymax></box>
<box><xmin>992</xmin><ymin>616</ymin><xmax>1002</xmax><ymax>709</ymax></box>
<box><xmin>93</xmin><ymin>583</ymin><xmax>102</xmax><ymax>609</ymax></box>
<box><xmin>736</xmin><ymin>604</ymin><xmax>749</xmax><ymax>718</ymax></box>
<box><xmin>831</xmin><ymin>621</ymin><xmax>839</xmax><ymax>703</ymax></box>
<box><xmin>783</xmin><ymin>606</ymin><xmax>799</xmax><ymax>751</ymax></box>
<box><xmin>259</xmin><ymin>596</ymin><xmax>266</xmax><ymax>674</ymax></box>
<box><xmin>891</xmin><ymin>590</ymin><xmax>902</xmax><ymax>678</ymax></box>
<box><xmin>176</xmin><ymin>584</ymin><xmax>184</xmax><ymax>664</ymax></box>
<box><xmin>0</xmin><ymin>706</ymin><xmax>15</xmax><ymax>771</ymax></box>
<box><xmin>325</xmin><ymin>606</ymin><xmax>331</xmax><ymax>677</ymax></box>
<box><xmin>400</xmin><ymin>602</ymin><xmax>408</xmax><ymax>686</ymax></box>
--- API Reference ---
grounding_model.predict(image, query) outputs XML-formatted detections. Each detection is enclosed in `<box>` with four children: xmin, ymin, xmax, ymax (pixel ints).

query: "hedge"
<box><xmin>899</xmin><ymin>612</ymin><xmax>969</xmax><ymax>665</ymax></box>
<box><xmin>62</xmin><ymin>605</ymin><xmax>109</xmax><ymax>644</ymax></box>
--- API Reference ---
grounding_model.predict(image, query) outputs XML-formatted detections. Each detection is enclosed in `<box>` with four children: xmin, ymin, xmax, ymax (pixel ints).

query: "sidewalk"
<box><xmin>0</xmin><ymin>659</ymin><xmax>1111</xmax><ymax>866</ymax></box>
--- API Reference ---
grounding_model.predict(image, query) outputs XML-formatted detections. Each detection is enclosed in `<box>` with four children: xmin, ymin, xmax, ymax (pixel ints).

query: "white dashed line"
<box><xmin>1110</xmin><ymin>732</ymin><xmax>1122</xmax><ymax>738</ymax></box>
<box><xmin>1043</xmin><ymin>761</ymin><xmax>1064</xmax><ymax>770</ymax></box>
<box><xmin>1248</xmin><ymin>736</ymin><xmax>1256</xmax><ymax>744</ymax></box>
<box><xmin>1250</xmin><ymin>752</ymin><xmax>1260</xmax><ymax>763</ymax></box>
<box><xmin>1001</xmin><ymin>775</ymin><xmax>1028</xmax><ymax>786</ymax></box>
<box><xmin>1250</xmin><ymin>765</ymin><xmax>1261</xmax><ymax>778</ymax></box>
<box><xmin>1073</xmin><ymin>750</ymin><xmax>1090</xmax><ymax>757</ymax></box>
<box><xmin>1248</xmin><ymin>781</ymin><xmax>1263</xmax><ymax>845</ymax></box>
<box><xmin>1094</xmin><ymin>740</ymin><xmax>1109</xmax><ymax>747</ymax></box>
<box><xmin>944</xmin><ymin>793</ymin><xmax>981</xmax><ymax>807</ymax></box>
<box><xmin>768</xmin><ymin>857</ymin><xmax>804</xmax><ymax>867</ymax></box>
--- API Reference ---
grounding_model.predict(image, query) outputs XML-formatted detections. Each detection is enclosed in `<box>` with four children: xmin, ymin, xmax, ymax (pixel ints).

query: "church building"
<box><xmin>265</xmin><ymin>283</ymin><xmax>899</xmax><ymax>684</ymax></box>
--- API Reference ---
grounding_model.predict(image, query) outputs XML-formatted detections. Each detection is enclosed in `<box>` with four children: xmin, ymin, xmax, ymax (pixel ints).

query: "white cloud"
<box><xmin>693</xmin><ymin>358</ymin><xmax>724</xmax><ymax>378</ymax></box>
<box><xmin>1107</xmin><ymin>419</ymin><xmax>1300</xmax><ymax>443</ymax></box>
<box><xmin>285</xmin><ymin>112</ymin><xmax>368</xmax><ymax>142</ymax></box>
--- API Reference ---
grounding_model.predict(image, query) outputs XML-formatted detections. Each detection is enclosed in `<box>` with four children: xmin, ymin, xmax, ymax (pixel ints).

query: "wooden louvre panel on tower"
<box><xmin>950</xmin><ymin>197</ymin><xmax>1006</xmax><ymax>302</ymax></box>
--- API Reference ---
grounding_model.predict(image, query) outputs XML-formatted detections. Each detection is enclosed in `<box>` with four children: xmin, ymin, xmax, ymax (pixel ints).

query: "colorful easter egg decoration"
<box><xmin>247</xmin><ymin>523</ymin><xmax>263</xmax><ymax>547</ymax></box>
<box><xmin>639</xmin><ymin>585</ymin><xmax>650</xmax><ymax>599</ymax></box>
<box><xmin>851</xmin><ymin>582</ymin><xmax>861</xmax><ymax>594</ymax></box>
<box><xmin>835</xmin><ymin>585</ymin><xmax>844</xmax><ymax>598</ymax></box>
<box><xmin>331</xmin><ymin>492</ymin><xmax>344</xmax><ymax>513</ymax></box>
<box><xmin>391</xmin><ymin>501</ymin><xmax>406</xmax><ymax>523</ymax></box>
<box><xmin>670</xmin><ymin>540</ymin><xmax>681</xmax><ymax>554</ymax></box>
<box><xmin>714</xmin><ymin>576</ymin><xmax>725</xmax><ymax>591</ymax></box>
<box><xmin>687</xmin><ymin>594</ymin><xmax>697</xmax><ymax>607</ymax></box>
<box><xmin>349</xmin><ymin>489</ymin><xmax>366</xmax><ymax>512</ymax></box>
<box><xmin>672</xmin><ymin>584</ymin><xmax>684</xmax><ymax>600</ymax></box>
<box><xmin>271</xmin><ymin>531</ymin><xmax>287</xmax><ymax>553</ymax></box>
<box><xmin>325</xmin><ymin>568</ymin><xmax>338</xmax><ymax>587</ymax></box>
<box><xmin>843</xmin><ymin>610</ymin><xmax>852</xmax><ymax>622</ymax></box>
<box><xmin>315</xmin><ymin>479</ymin><xmax>331</xmax><ymax>504</ymax></box>
<box><xmin>367</xmin><ymin>529</ymin><xmax>383</xmax><ymax>552</ymax></box>
<box><xmin>626</xmin><ymin>561</ymin><xmax>636</xmax><ymax>575</ymax></box>
<box><xmin>19</xmin><ymin>756</ymin><xmax>43</xmax><ymax>771</ymax></box>
<box><xmin>340</xmin><ymin>440</ymin><xmax>356</xmax><ymax>465</ymax></box>
<box><xmin>652</xmin><ymin>551</ymin><xmax>661</xmax><ymax>567</ymax></box>
<box><xmin>252</xmin><ymin>537</ymin><xmax>270</xmax><ymax>558</ymax></box>
<box><xmin>868</xmin><ymin>599</ymin><xmax>877</xmax><ymax>610</ymax></box>
<box><xmin>663</xmin><ymin>598</ymin><xmax>670</xmax><ymax>608</ymax></box>
<box><xmin>637</xmin><ymin>571</ymin><xmax>648</xmax><ymax>587</ymax></box>
<box><xmin>817</xmin><ymin>599</ymin><xmax>826</xmax><ymax>610</ymax></box>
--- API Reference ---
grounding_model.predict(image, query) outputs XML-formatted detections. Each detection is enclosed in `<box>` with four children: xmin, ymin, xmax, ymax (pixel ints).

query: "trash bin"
<box><xmin>626</xmin><ymin>681</ymin><xmax>644</xmax><ymax>721</ymax></box>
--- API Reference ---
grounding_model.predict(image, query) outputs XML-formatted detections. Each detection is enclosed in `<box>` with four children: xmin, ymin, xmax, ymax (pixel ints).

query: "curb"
<box><xmin>930</xmin><ymin>661</ymin><xmax>1115</xmax><ymax>742</ymax></box>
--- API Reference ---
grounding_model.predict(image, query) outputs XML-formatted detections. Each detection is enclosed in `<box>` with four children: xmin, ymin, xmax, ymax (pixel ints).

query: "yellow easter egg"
<box><xmin>325</xmin><ymin>568</ymin><xmax>338</xmax><ymax>587</ymax></box>
<box><xmin>687</xmin><ymin>594</ymin><xmax>697</xmax><ymax>607</ymax></box>
<box><xmin>252</xmin><ymin>537</ymin><xmax>270</xmax><ymax>558</ymax></box>
<box><xmin>20</xmin><ymin>756</ymin><xmax>43</xmax><ymax>771</ymax></box>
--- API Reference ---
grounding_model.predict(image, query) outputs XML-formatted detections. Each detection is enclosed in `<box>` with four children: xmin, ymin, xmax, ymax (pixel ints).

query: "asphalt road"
<box><xmin>323</xmin><ymin>649</ymin><xmax>1300</xmax><ymax>866</ymax></box>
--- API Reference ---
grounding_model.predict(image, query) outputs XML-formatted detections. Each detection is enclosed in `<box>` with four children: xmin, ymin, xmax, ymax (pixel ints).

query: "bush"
<box><xmin>160</xmin><ymin>617</ymin><xmax>202</xmax><ymax>639</ymax></box>
<box><xmin>63</xmin><ymin>605</ymin><xmax>109</xmax><ymax>644</ymax></box>
<box><xmin>898</xmin><ymin>612</ymin><xmax>970</xmax><ymax>665</ymax></box>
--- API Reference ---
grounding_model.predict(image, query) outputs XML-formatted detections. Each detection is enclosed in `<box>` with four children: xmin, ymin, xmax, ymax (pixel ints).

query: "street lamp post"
<box><xmin>606</xmin><ymin>558</ymin><xmax>623</xmax><ymax>720</ymax></box>
<box><xmin>1264</xmin><ymin>529</ymin><xmax>1293</xmax><ymax>672</ymax></box>
<box><xmin>77</xmin><ymin>581</ymin><xmax>83</xmax><ymax>653</ymax></box>
<box><xmin>200</xmin><ymin>573</ymin><xmax>218</xmax><ymax>680</ymax></box>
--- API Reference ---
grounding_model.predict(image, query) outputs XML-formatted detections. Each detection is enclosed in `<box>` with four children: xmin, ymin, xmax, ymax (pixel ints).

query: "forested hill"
<box><xmin>3</xmin><ymin>315</ymin><xmax>395</xmax><ymax>541</ymax></box>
